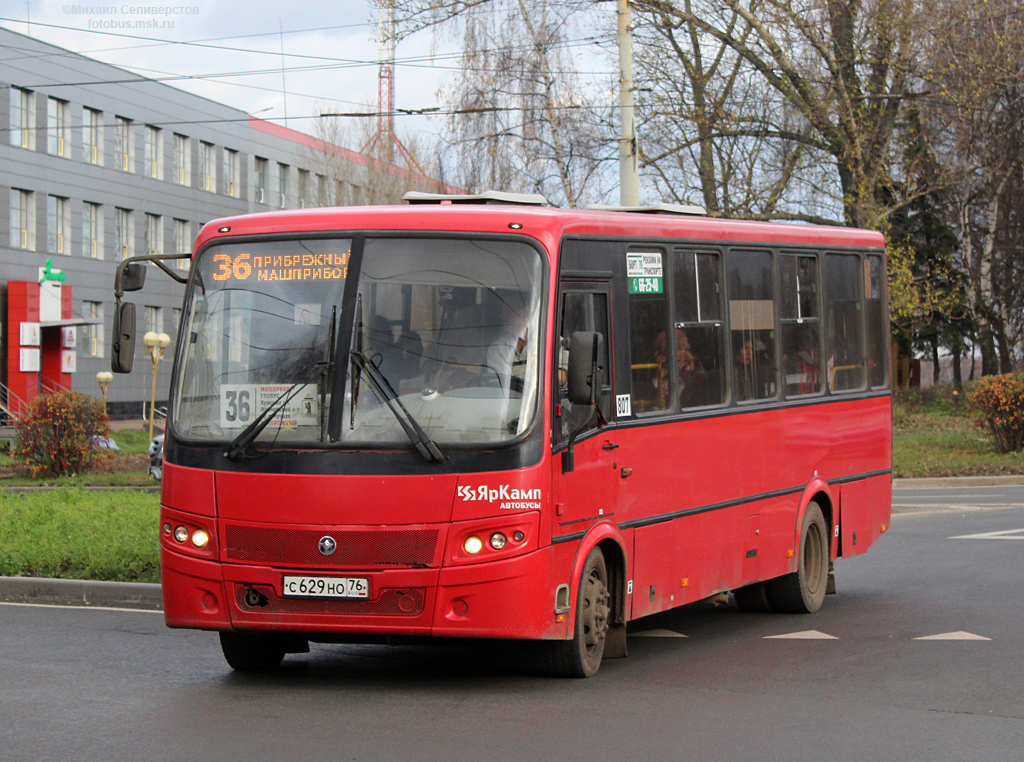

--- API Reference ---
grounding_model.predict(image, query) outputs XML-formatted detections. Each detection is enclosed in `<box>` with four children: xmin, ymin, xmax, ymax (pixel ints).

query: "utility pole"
<box><xmin>618</xmin><ymin>0</ymin><xmax>639</xmax><ymax>206</ymax></box>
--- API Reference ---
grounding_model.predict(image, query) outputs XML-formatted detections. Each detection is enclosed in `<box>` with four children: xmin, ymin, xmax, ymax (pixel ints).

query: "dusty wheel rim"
<box><xmin>802</xmin><ymin>517</ymin><xmax>825</xmax><ymax>595</ymax></box>
<box><xmin>581</xmin><ymin>568</ymin><xmax>610</xmax><ymax>655</ymax></box>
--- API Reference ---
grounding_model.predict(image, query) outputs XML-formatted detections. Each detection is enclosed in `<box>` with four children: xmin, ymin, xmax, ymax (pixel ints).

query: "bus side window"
<box><xmin>824</xmin><ymin>253</ymin><xmax>866</xmax><ymax>392</ymax></box>
<box><xmin>727</xmin><ymin>249</ymin><xmax>777</xmax><ymax>402</ymax></box>
<box><xmin>626</xmin><ymin>248</ymin><xmax>670</xmax><ymax>414</ymax></box>
<box><xmin>557</xmin><ymin>291</ymin><xmax>611</xmax><ymax>444</ymax></box>
<box><xmin>671</xmin><ymin>249</ymin><xmax>726</xmax><ymax>408</ymax></box>
<box><xmin>779</xmin><ymin>254</ymin><xmax>823</xmax><ymax>396</ymax></box>
<box><xmin>865</xmin><ymin>255</ymin><xmax>889</xmax><ymax>388</ymax></box>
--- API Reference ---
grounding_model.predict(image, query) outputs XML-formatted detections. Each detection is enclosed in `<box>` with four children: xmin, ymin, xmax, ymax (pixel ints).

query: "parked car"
<box><xmin>149</xmin><ymin>434</ymin><xmax>164</xmax><ymax>481</ymax></box>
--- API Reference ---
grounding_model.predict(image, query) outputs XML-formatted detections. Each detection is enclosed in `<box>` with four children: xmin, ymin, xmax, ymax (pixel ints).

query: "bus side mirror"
<box><xmin>120</xmin><ymin>263</ymin><xmax>147</xmax><ymax>292</ymax></box>
<box><xmin>568</xmin><ymin>331</ymin><xmax>604</xmax><ymax>405</ymax></box>
<box><xmin>111</xmin><ymin>301</ymin><xmax>137</xmax><ymax>373</ymax></box>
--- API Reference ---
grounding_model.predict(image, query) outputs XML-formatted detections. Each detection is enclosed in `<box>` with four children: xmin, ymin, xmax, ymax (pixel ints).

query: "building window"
<box><xmin>144</xmin><ymin>213</ymin><xmax>163</xmax><ymax>256</ymax></box>
<box><xmin>172</xmin><ymin>307</ymin><xmax>182</xmax><ymax>339</ymax></box>
<box><xmin>298</xmin><ymin>169</ymin><xmax>310</xmax><ymax>208</ymax></box>
<box><xmin>174</xmin><ymin>219</ymin><xmax>191</xmax><ymax>270</ymax></box>
<box><xmin>47</xmin><ymin>195</ymin><xmax>71</xmax><ymax>254</ymax></box>
<box><xmin>9</xmin><ymin>87</ymin><xmax>35</xmax><ymax>149</ymax></box>
<box><xmin>10</xmin><ymin>189</ymin><xmax>35</xmax><ymax>250</ymax></box>
<box><xmin>199</xmin><ymin>141</ymin><xmax>216</xmax><ymax>191</ymax></box>
<box><xmin>145</xmin><ymin>305</ymin><xmax>164</xmax><ymax>335</ymax></box>
<box><xmin>173</xmin><ymin>134</ymin><xmax>190</xmax><ymax>185</ymax></box>
<box><xmin>82</xmin><ymin>301</ymin><xmax>105</xmax><ymax>358</ymax></box>
<box><xmin>115</xmin><ymin>116</ymin><xmax>133</xmax><ymax>172</ymax></box>
<box><xmin>82</xmin><ymin>107</ymin><xmax>102</xmax><ymax>165</ymax></box>
<box><xmin>254</xmin><ymin>157</ymin><xmax>267</xmax><ymax>203</ymax></box>
<box><xmin>47</xmin><ymin>98</ymin><xmax>70</xmax><ymax>157</ymax></box>
<box><xmin>277</xmin><ymin>162</ymin><xmax>288</xmax><ymax>208</ymax></box>
<box><xmin>82</xmin><ymin>202</ymin><xmax>103</xmax><ymax>259</ymax></box>
<box><xmin>115</xmin><ymin>207</ymin><xmax>133</xmax><ymax>259</ymax></box>
<box><xmin>144</xmin><ymin>125</ymin><xmax>163</xmax><ymax>179</ymax></box>
<box><xmin>317</xmin><ymin>174</ymin><xmax>328</xmax><ymax>206</ymax></box>
<box><xmin>223</xmin><ymin>148</ymin><xmax>239</xmax><ymax>197</ymax></box>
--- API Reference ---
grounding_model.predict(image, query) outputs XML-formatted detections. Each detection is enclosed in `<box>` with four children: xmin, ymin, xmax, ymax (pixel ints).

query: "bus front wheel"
<box><xmin>219</xmin><ymin>631</ymin><xmax>286</xmax><ymax>672</ymax></box>
<box><xmin>548</xmin><ymin>547</ymin><xmax>611</xmax><ymax>678</ymax></box>
<box><xmin>769</xmin><ymin>501</ymin><xmax>829</xmax><ymax>614</ymax></box>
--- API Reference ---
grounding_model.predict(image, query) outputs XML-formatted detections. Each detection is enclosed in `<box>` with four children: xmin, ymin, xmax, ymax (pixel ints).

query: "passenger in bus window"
<box><xmin>734</xmin><ymin>335</ymin><xmax>775</xmax><ymax>401</ymax></box>
<box><xmin>486</xmin><ymin>296</ymin><xmax>529</xmax><ymax>393</ymax></box>
<box><xmin>367</xmin><ymin>314</ymin><xmax>401</xmax><ymax>384</ymax></box>
<box><xmin>656</xmin><ymin>328</ymin><xmax>711</xmax><ymax>409</ymax></box>
<box><xmin>396</xmin><ymin>330</ymin><xmax>427</xmax><ymax>394</ymax></box>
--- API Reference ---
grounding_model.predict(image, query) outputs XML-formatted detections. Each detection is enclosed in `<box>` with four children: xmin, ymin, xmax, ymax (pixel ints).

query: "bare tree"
<box><xmin>922</xmin><ymin>0</ymin><xmax>1024</xmax><ymax>372</ymax></box>
<box><xmin>637</xmin><ymin>0</ymin><xmax>928</xmax><ymax>229</ymax></box>
<box><xmin>634</xmin><ymin>0</ymin><xmax>839</xmax><ymax>220</ymax></box>
<box><xmin>395</xmin><ymin>0</ymin><xmax>616</xmax><ymax>207</ymax></box>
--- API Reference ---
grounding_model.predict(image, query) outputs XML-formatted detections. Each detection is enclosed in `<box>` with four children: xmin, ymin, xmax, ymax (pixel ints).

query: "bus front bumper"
<box><xmin>161</xmin><ymin>545</ymin><xmax>567</xmax><ymax>641</ymax></box>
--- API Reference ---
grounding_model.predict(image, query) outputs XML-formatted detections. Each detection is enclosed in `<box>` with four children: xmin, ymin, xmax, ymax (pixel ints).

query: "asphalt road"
<box><xmin>2</xmin><ymin>505</ymin><xmax>1023</xmax><ymax>762</ymax></box>
<box><xmin>893</xmin><ymin>479</ymin><xmax>1024</xmax><ymax>513</ymax></box>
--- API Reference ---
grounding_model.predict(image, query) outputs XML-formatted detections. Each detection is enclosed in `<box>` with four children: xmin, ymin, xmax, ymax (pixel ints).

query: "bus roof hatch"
<box><xmin>586</xmin><ymin>203</ymin><xmax>707</xmax><ymax>216</ymax></box>
<box><xmin>403</xmin><ymin>190</ymin><xmax>550</xmax><ymax>206</ymax></box>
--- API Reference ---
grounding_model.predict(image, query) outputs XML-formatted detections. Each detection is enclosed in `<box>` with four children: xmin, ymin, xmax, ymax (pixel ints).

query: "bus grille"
<box><xmin>223</xmin><ymin>524</ymin><xmax>440</xmax><ymax>568</ymax></box>
<box><xmin>234</xmin><ymin>584</ymin><xmax>425</xmax><ymax>616</ymax></box>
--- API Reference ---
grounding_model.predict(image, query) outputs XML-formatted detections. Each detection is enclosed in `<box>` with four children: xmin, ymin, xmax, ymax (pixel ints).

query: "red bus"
<box><xmin>111</xmin><ymin>193</ymin><xmax>892</xmax><ymax>677</ymax></box>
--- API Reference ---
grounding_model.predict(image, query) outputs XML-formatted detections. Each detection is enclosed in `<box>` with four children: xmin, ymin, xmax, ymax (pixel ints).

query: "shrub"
<box><xmin>969</xmin><ymin>373</ymin><xmax>1024</xmax><ymax>454</ymax></box>
<box><xmin>14</xmin><ymin>391</ymin><xmax>111</xmax><ymax>478</ymax></box>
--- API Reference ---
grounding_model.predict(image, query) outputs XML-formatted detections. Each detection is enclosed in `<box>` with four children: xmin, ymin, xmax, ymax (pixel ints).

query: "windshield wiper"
<box><xmin>349</xmin><ymin>350</ymin><xmax>445</xmax><ymax>464</ymax></box>
<box><xmin>224</xmin><ymin>365</ymin><xmax>328</xmax><ymax>461</ymax></box>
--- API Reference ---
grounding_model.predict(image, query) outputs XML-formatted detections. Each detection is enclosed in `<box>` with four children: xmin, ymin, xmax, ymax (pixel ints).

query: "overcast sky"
<box><xmin>0</xmin><ymin>0</ymin><xmax>460</xmax><ymax>143</ymax></box>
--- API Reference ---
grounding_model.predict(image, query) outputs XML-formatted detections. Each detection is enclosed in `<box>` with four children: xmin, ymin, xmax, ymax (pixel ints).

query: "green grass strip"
<box><xmin>0</xmin><ymin>488</ymin><xmax>160</xmax><ymax>583</ymax></box>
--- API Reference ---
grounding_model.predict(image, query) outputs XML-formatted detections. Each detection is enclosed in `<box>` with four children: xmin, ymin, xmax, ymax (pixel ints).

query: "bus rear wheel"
<box><xmin>219</xmin><ymin>631</ymin><xmax>286</xmax><ymax>672</ymax></box>
<box><xmin>548</xmin><ymin>547</ymin><xmax>610</xmax><ymax>678</ymax></box>
<box><xmin>769</xmin><ymin>501</ymin><xmax>829</xmax><ymax>614</ymax></box>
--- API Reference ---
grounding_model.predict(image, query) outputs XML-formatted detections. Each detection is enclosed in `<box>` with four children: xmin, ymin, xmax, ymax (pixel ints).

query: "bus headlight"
<box><xmin>191</xmin><ymin>529</ymin><xmax>210</xmax><ymax>549</ymax></box>
<box><xmin>174</xmin><ymin>525</ymin><xmax>188</xmax><ymax>543</ymax></box>
<box><xmin>463</xmin><ymin>535</ymin><xmax>484</xmax><ymax>555</ymax></box>
<box><xmin>489</xmin><ymin>532</ymin><xmax>507</xmax><ymax>550</ymax></box>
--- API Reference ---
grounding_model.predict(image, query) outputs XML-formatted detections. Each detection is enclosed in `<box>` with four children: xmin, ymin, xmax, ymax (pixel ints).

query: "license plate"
<box><xmin>281</xmin><ymin>575</ymin><xmax>369</xmax><ymax>599</ymax></box>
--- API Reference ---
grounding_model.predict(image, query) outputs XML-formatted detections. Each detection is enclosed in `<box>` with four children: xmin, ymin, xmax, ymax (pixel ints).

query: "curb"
<box><xmin>1</xmin><ymin>485</ymin><xmax>161</xmax><ymax>494</ymax></box>
<box><xmin>893</xmin><ymin>475</ymin><xmax>1024</xmax><ymax>489</ymax></box>
<box><xmin>0</xmin><ymin>576</ymin><xmax>162</xmax><ymax>611</ymax></box>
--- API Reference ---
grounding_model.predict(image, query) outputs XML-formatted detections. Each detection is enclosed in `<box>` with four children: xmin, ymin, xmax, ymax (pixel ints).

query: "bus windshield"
<box><xmin>172</xmin><ymin>236</ymin><xmax>544</xmax><ymax>449</ymax></box>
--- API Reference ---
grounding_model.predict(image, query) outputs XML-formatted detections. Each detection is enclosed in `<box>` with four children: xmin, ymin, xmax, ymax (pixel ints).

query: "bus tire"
<box><xmin>733</xmin><ymin>581</ymin><xmax>773</xmax><ymax>613</ymax></box>
<box><xmin>768</xmin><ymin>501</ymin><xmax>829</xmax><ymax>614</ymax></box>
<box><xmin>548</xmin><ymin>547</ymin><xmax>611</xmax><ymax>678</ymax></box>
<box><xmin>219</xmin><ymin>631</ymin><xmax>286</xmax><ymax>672</ymax></box>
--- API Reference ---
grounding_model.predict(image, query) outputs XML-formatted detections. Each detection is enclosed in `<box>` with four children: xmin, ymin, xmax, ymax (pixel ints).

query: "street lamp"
<box><xmin>142</xmin><ymin>331</ymin><xmax>171</xmax><ymax>442</ymax></box>
<box><xmin>95</xmin><ymin>370</ymin><xmax>113</xmax><ymax>410</ymax></box>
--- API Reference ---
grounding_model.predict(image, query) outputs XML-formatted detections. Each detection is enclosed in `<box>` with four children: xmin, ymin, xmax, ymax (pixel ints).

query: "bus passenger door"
<box><xmin>551</xmin><ymin>287</ymin><xmax>621</xmax><ymax>533</ymax></box>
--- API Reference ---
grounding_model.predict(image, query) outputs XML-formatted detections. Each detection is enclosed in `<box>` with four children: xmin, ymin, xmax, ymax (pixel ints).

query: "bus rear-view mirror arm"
<box><xmin>111</xmin><ymin>254</ymin><xmax>191</xmax><ymax>373</ymax></box>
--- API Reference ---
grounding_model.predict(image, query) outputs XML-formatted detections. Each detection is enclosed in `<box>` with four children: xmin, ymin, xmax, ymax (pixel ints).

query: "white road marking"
<box><xmin>629</xmin><ymin>629</ymin><xmax>687</xmax><ymax>638</ymax></box>
<box><xmin>913</xmin><ymin>631</ymin><xmax>991</xmax><ymax>641</ymax></box>
<box><xmin>764</xmin><ymin>630</ymin><xmax>838</xmax><ymax>640</ymax></box>
<box><xmin>949</xmin><ymin>528</ymin><xmax>1024</xmax><ymax>540</ymax></box>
